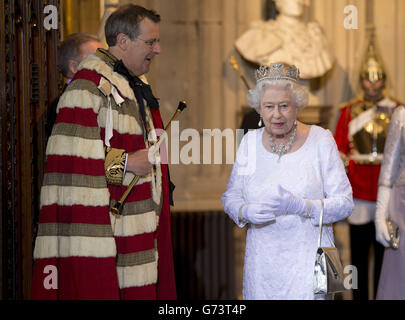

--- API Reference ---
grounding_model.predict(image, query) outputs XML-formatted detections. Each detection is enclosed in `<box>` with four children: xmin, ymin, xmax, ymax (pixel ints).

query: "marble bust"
<box><xmin>235</xmin><ymin>0</ymin><xmax>334</xmax><ymax>79</ymax></box>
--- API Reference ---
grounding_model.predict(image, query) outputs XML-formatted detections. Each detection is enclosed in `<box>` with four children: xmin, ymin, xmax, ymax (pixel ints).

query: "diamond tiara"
<box><xmin>255</xmin><ymin>63</ymin><xmax>300</xmax><ymax>83</ymax></box>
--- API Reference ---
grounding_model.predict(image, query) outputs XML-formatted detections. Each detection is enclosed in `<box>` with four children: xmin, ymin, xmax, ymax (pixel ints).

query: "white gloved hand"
<box><xmin>375</xmin><ymin>185</ymin><xmax>392</xmax><ymax>247</ymax></box>
<box><xmin>240</xmin><ymin>203</ymin><xmax>276</xmax><ymax>225</ymax></box>
<box><xmin>265</xmin><ymin>185</ymin><xmax>307</xmax><ymax>216</ymax></box>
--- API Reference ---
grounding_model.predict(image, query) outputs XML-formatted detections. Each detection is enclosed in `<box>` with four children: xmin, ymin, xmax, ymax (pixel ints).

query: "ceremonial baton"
<box><xmin>111</xmin><ymin>101</ymin><xmax>187</xmax><ymax>217</ymax></box>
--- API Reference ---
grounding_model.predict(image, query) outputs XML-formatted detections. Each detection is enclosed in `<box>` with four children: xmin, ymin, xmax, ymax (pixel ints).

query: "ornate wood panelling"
<box><xmin>1</xmin><ymin>0</ymin><xmax>60</xmax><ymax>299</ymax></box>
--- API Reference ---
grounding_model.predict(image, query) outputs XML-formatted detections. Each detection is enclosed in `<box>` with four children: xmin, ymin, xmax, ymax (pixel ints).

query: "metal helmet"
<box><xmin>360</xmin><ymin>32</ymin><xmax>386</xmax><ymax>83</ymax></box>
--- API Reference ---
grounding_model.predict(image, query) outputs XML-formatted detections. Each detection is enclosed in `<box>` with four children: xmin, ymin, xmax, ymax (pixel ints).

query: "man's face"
<box><xmin>361</xmin><ymin>78</ymin><xmax>385</xmax><ymax>100</ymax></box>
<box><xmin>124</xmin><ymin>18</ymin><xmax>161</xmax><ymax>76</ymax></box>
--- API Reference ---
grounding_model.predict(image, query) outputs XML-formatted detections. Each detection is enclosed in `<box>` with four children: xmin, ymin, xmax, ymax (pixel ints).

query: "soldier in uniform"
<box><xmin>334</xmin><ymin>36</ymin><xmax>402</xmax><ymax>300</ymax></box>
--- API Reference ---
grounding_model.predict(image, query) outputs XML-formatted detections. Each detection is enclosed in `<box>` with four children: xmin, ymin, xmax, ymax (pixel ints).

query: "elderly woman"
<box><xmin>221</xmin><ymin>63</ymin><xmax>354</xmax><ymax>300</ymax></box>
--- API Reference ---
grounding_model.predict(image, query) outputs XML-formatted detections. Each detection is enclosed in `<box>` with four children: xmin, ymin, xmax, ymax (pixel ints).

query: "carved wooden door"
<box><xmin>0</xmin><ymin>0</ymin><xmax>60</xmax><ymax>299</ymax></box>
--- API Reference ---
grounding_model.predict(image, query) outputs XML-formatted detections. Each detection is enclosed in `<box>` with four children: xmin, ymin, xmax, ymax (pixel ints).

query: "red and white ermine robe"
<box><xmin>31</xmin><ymin>49</ymin><xmax>176</xmax><ymax>300</ymax></box>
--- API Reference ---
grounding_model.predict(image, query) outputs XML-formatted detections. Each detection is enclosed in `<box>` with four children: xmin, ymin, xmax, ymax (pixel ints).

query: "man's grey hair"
<box><xmin>58</xmin><ymin>32</ymin><xmax>100</xmax><ymax>77</ymax></box>
<box><xmin>105</xmin><ymin>4</ymin><xmax>160</xmax><ymax>47</ymax></box>
<box><xmin>247</xmin><ymin>79</ymin><xmax>309</xmax><ymax>113</ymax></box>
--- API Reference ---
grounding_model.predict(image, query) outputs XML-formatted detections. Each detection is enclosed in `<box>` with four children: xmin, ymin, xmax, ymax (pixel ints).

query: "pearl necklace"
<box><xmin>269</xmin><ymin>122</ymin><xmax>297</xmax><ymax>162</ymax></box>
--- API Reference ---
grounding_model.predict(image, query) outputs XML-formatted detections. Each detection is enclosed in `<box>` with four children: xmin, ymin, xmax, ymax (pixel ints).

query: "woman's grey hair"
<box><xmin>247</xmin><ymin>79</ymin><xmax>309</xmax><ymax>113</ymax></box>
<box><xmin>105</xmin><ymin>4</ymin><xmax>160</xmax><ymax>47</ymax></box>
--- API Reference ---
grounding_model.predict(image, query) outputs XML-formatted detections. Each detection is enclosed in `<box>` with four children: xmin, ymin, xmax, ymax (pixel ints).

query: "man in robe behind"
<box><xmin>31</xmin><ymin>4</ymin><xmax>176</xmax><ymax>300</ymax></box>
<box><xmin>46</xmin><ymin>32</ymin><xmax>102</xmax><ymax>143</ymax></box>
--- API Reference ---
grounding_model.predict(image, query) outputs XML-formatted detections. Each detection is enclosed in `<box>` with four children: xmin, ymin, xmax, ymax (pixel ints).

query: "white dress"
<box><xmin>221</xmin><ymin>126</ymin><xmax>354</xmax><ymax>300</ymax></box>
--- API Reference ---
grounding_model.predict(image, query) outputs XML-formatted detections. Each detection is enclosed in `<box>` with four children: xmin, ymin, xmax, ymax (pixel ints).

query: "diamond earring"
<box><xmin>258</xmin><ymin>116</ymin><xmax>262</xmax><ymax>127</ymax></box>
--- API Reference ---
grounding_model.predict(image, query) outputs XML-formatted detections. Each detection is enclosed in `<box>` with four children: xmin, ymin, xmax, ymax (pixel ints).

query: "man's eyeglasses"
<box><xmin>136</xmin><ymin>37</ymin><xmax>160</xmax><ymax>48</ymax></box>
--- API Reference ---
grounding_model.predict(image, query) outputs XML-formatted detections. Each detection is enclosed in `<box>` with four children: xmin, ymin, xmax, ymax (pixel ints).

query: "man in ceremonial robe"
<box><xmin>31</xmin><ymin>4</ymin><xmax>176</xmax><ymax>300</ymax></box>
